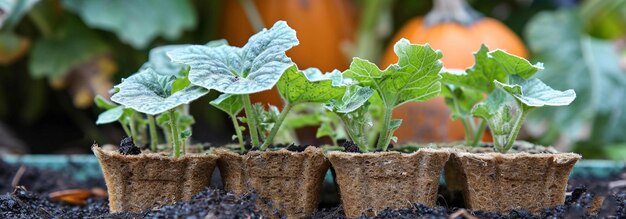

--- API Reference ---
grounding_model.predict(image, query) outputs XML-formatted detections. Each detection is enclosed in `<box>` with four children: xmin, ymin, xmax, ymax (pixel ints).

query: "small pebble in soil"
<box><xmin>118</xmin><ymin>137</ymin><xmax>141</xmax><ymax>155</ymax></box>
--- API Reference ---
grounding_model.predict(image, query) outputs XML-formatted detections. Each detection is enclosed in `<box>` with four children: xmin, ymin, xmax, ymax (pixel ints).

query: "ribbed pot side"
<box><xmin>93</xmin><ymin>146</ymin><xmax>218</xmax><ymax>213</ymax></box>
<box><xmin>215</xmin><ymin>147</ymin><xmax>330</xmax><ymax>218</ymax></box>
<box><xmin>453</xmin><ymin>152</ymin><xmax>581</xmax><ymax>213</ymax></box>
<box><xmin>328</xmin><ymin>149</ymin><xmax>450</xmax><ymax>218</ymax></box>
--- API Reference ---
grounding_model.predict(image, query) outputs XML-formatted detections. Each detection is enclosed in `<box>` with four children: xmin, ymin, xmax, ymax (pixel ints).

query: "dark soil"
<box><xmin>342</xmin><ymin>141</ymin><xmax>360</xmax><ymax>153</ymax></box>
<box><xmin>2</xmin><ymin>156</ymin><xmax>626</xmax><ymax>218</ymax></box>
<box><xmin>117</xmin><ymin>137</ymin><xmax>140</xmax><ymax>155</ymax></box>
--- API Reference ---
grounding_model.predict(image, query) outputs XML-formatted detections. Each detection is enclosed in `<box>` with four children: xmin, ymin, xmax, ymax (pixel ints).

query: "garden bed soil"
<box><xmin>327</xmin><ymin>148</ymin><xmax>450</xmax><ymax>218</ymax></box>
<box><xmin>3</xmin><ymin>157</ymin><xmax>626</xmax><ymax>218</ymax></box>
<box><xmin>444</xmin><ymin>142</ymin><xmax>581</xmax><ymax>213</ymax></box>
<box><xmin>215</xmin><ymin>145</ymin><xmax>329</xmax><ymax>218</ymax></box>
<box><xmin>93</xmin><ymin>144</ymin><xmax>218</xmax><ymax>213</ymax></box>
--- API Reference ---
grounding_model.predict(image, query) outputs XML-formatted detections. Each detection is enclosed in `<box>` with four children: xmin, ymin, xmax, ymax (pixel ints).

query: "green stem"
<box><xmin>128</xmin><ymin>117</ymin><xmax>138</xmax><ymax>145</ymax></box>
<box><xmin>169</xmin><ymin>110</ymin><xmax>181</xmax><ymax>158</ymax></box>
<box><xmin>354</xmin><ymin>0</ymin><xmax>385</xmax><ymax>61</ymax></box>
<box><xmin>242</xmin><ymin>95</ymin><xmax>260</xmax><ymax>147</ymax></box>
<box><xmin>376</xmin><ymin>107</ymin><xmax>394</xmax><ymax>151</ymax></box>
<box><xmin>239</xmin><ymin>0</ymin><xmax>264</xmax><ymax>31</ymax></box>
<box><xmin>147</xmin><ymin>115</ymin><xmax>158</xmax><ymax>151</ymax></box>
<box><xmin>341</xmin><ymin>116</ymin><xmax>368</xmax><ymax>152</ymax></box>
<box><xmin>471</xmin><ymin>119</ymin><xmax>487</xmax><ymax>146</ymax></box>
<box><xmin>460</xmin><ymin>117</ymin><xmax>473</xmax><ymax>145</ymax></box>
<box><xmin>502</xmin><ymin>109</ymin><xmax>530</xmax><ymax>152</ymax></box>
<box><xmin>260</xmin><ymin>103</ymin><xmax>293</xmax><ymax>150</ymax></box>
<box><xmin>231</xmin><ymin>114</ymin><xmax>245</xmax><ymax>151</ymax></box>
<box><xmin>120</xmin><ymin>121</ymin><xmax>132</xmax><ymax>137</ymax></box>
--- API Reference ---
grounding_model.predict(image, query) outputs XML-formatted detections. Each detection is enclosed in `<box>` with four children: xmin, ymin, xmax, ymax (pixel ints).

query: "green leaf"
<box><xmin>494</xmin><ymin>78</ymin><xmax>576</xmax><ymax>108</ymax></box>
<box><xmin>326</xmin><ymin>85</ymin><xmax>374</xmax><ymax>114</ymax></box>
<box><xmin>168</xmin><ymin>21</ymin><xmax>299</xmax><ymax>94</ymax></box>
<box><xmin>177</xmin><ymin>114</ymin><xmax>195</xmax><ymax>128</ymax></box>
<box><xmin>525</xmin><ymin>9</ymin><xmax>626</xmax><ymax>141</ymax></box>
<box><xmin>316</xmin><ymin>122</ymin><xmax>334</xmax><ymax>139</ymax></box>
<box><xmin>111</xmin><ymin>68</ymin><xmax>208</xmax><ymax>115</ymax></box>
<box><xmin>180</xmin><ymin>129</ymin><xmax>192</xmax><ymax>139</ymax></box>
<box><xmin>441</xmin><ymin>45</ymin><xmax>504</xmax><ymax>92</ymax></box>
<box><xmin>171</xmin><ymin>77</ymin><xmax>191</xmax><ymax>94</ymax></box>
<box><xmin>96</xmin><ymin>106</ymin><xmax>124</xmax><ymax>125</ymax></box>
<box><xmin>94</xmin><ymin>95</ymin><xmax>117</xmax><ymax>110</ymax></box>
<box><xmin>344</xmin><ymin>38</ymin><xmax>442</xmax><ymax>107</ymax></box>
<box><xmin>141</xmin><ymin>45</ymin><xmax>189</xmax><ymax>77</ymax></box>
<box><xmin>471</xmin><ymin>90</ymin><xmax>508</xmax><ymax>120</ymax></box>
<box><xmin>210</xmin><ymin>94</ymin><xmax>243</xmax><ymax>116</ymax></box>
<box><xmin>277</xmin><ymin>66</ymin><xmax>348</xmax><ymax>104</ymax></box>
<box><xmin>0</xmin><ymin>0</ymin><xmax>39</xmax><ymax>29</ymax></box>
<box><xmin>29</xmin><ymin>19</ymin><xmax>108</xmax><ymax>78</ymax></box>
<box><xmin>62</xmin><ymin>0</ymin><xmax>196</xmax><ymax>49</ymax></box>
<box><xmin>389</xmin><ymin>119</ymin><xmax>402</xmax><ymax>131</ymax></box>
<box><xmin>488</xmin><ymin>50</ymin><xmax>543</xmax><ymax>80</ymax></box>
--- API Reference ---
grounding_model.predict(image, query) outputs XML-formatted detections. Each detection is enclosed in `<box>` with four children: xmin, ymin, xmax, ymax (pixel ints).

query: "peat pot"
<box><xmin>214</xmin><ymin>146</ymin><xmax>329</xmax><ymax>218</ymax></box>
<box><xmin>327</xmin><ymin>149</ymin><xmax>450</xmax><ymax>218</ymax></box>
<box><xmin>446</xmin><ymin>148</ymin><xmax>581</xmax><ymax>213</ymax></box>
<box><xmin>92</xmin><ymin>145</ymin><xmax>218</xmax><ymax>213</ymax></box>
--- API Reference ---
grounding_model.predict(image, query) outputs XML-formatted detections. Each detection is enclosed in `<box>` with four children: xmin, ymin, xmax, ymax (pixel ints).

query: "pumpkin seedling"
<box><xmin>94</xmin><ymin>95</ymin><xmax>144</xmax><ymax>146</ymax></box>
<box><xmin>169</xmin><ymin>21</ymin><xmax>349</xmax><ymax>152</ymax></box>
<box><xmin>442</xmin><ymin>47</ymin><xmax>576</xmax><ymax>152</ymax></box>
<box><xmin>110</xmin><ymin>68</ymin><xmax>208</xmax><ymax>157</ymax></box>
<box><xmin>326</xmin><ymin>39</ymin><xmax>444</xmax><ymax>152</ymax></box>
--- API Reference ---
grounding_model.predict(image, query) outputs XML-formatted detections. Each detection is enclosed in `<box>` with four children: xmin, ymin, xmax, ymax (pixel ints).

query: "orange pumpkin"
<box><xmin>382</xmin><ymin>0</ymin><xmax>528</xmax><ymax>143</ymax></box>
<box><xmin>221</xmin><ymin>0</ymin><xmax>356</xmax><ymax>108</ymax></box>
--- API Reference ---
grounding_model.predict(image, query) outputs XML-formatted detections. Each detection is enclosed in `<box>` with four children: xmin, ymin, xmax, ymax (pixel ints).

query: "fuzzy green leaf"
<box><xmin>326</xmin><ymin>86</ymin><xmax>374</xmax><ymax>114</ymax></box>
<box><xmin>210</xmin><ymin>94</ymin><xmax>243</xmax><ymax>116</ymax></box>
<box><xmin>141</xmin><ymin>40</ymin><xmax>228</xmax><ymax>77</ymax></box>
<box><xmin>344</xmin><ymin>38</ymin><xmax>442</xmax><ymax>107</ymax></box>
<box><xmin>441</xmin><ymin>45</ymin><xmax>504</xmax><ymax>92</ymax></box>
<box><xmin>494</xmin><ymin>78</ymin><xmax>576</xmax><ymax>108</ymax></box>
<box><xmin>168</xmin><ymin>21</ymin><xmax>299</xmax><ymax>94</ymax></box>
<box><xmin>111</xmin><ymin>68</ymin><xmax>208</xmax><ymax>115</ymax></box>
<box><xmin>96</xmin><ymin>106</ymin><xmax>124</xmax><ymax>125</ymax></box>
<box><xmin>277</xmin><ymin>66</ymin><xmax>348</xmax><ymax>104</ymax></box>
<box><xmin>94</xmin><ymin>95</ymin><xmax>117</xmax><ymax>110</ymax></box>
<box><xmin>489</xmin><ymin>50</ymin><xmax>543</xmax><ymax>79</ymax></box>
<box><xmin>63</xmin><ymin>0</ymin><xmax>196</xmax><ymax>49</ymax></box>
<box><xmin>471</xmin><ymin>90</ymin><xmax>508</xmax><ymax>120</ymax></box>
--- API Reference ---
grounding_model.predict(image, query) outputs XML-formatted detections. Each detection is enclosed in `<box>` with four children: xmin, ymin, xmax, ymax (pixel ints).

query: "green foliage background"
<box><xmin>0</xmin><ymin>0</ymin><xmax>625</xmax><ymax>159</ymax></box>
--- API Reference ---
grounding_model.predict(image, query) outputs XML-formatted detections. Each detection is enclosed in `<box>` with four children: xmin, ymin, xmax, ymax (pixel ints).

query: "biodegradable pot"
<box><xmin>92</xmin><ymin>145</ymin><xmax>218</xmax><ymax>213</ymax></box>
<box><xmin>214</xmin><ymin>146</ymin><xmax>329</xmax><ymax>218</ymax></box>
<box><xmin>327</xmin><ymin>149</ymin><xmax>450</xmax><ymax>218</ymax></box>
<box><xmin>448</xmin><ymin>150</ymin><xmax>581</xmax><ymax>213</ymax></box>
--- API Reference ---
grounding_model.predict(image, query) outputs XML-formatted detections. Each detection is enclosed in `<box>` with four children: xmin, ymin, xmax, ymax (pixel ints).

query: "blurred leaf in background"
<box><xmin>525</xmin><ymin>8</ymin><xmax>626</xmax><ymax>157</ymax></box>
<box><xmin>62</xmin><ymin>0</ymin><xmax>196</xmax><ymax>49</ymax></box>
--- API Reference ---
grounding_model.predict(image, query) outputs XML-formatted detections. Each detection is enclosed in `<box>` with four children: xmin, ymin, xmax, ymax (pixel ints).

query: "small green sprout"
<box><xmin>110</xmin><ymin>68</ymin><xmax>208</xmax><ymax>157</ymax></box>
<box><xmin>326</xmin><ymin>38</ymin><xmax>444</xmax><ymax>152</ymax></box>
<box><xmin>442</xmin><ymin>47</ymin><xmax>576</xmax><ymax>152</ymax></box>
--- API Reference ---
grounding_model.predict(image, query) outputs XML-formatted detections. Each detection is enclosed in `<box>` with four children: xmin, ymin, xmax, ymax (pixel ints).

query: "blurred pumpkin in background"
<box><xmin>381</xmin><ymin>0</ymin><xmax>528</xmax><ymax>143</ymax></box>
<box><xmin>220</xmin><ymin>0</ymin><xmax>356</xmax><ymax>108</ymax></box>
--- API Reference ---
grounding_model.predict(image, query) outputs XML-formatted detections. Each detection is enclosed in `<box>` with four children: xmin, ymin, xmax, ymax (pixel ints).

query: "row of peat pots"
<box><xmin>93</xmin><ymin>142</ymin><xmax>581</xmax><ymax>218</ymax></box>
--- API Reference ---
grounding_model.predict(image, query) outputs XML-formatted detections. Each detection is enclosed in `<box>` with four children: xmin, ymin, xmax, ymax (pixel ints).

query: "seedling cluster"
<box><xmin>442</xmin><ymin>45</ymin><xmax>576</xmax><ymax>152</ymax></box>
<box><xmin>95</xmin><ymin>20</ymin><xmax>575</xmax><ymax>156</ymax></box>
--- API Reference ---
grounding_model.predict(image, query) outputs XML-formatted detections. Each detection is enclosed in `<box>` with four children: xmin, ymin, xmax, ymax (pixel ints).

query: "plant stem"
<box><xmin>169</xmin><ymin>110</ymin><xmax>181</xmax><ymax>158</ymax></box>
<box><xmin>260</xmin><ymin>103</ymin><xmax>293</xmax><ymax>150</ymax></box>
<box><xmin>471</xmin><ymin>119</ymin><xmax>487</xmax><ymax>146</ymax></box>
<box><xmin>460</xmin><ymin>117</ymin><xmax>473</xmax><ymax>145</ymax></box>
<box><xmin>128</xmin><ymin>117</ymin><xmax>138</xmax><ymax>145</ymax></box>
<box><xmin>425</xmin><ymin>0</ymin><xmax>481</xmax><ymax>26</ymax></box>
<box><xmin>377</xmin><ymin>107</ymin><xmax>394</xmax><ymax>151</ymax></box>
<box><xmin>340</xmin><ymin>116</ymin><xmax>368</xmax><ymax>152</ymax></box>
<box><xmin>120</xmin><ymin>121</ymin><xmax>132</xmax><ymax>137</ymax></box>
<box><xmin>239</xmin><ymin>0</ymin><xmax>264</xmax><ymax>31</ymax></box>
<box><xmin>242</xmin><ymin>95</ymin><xmax>260</xmax><ymax>147</ymax></box>
<box><xmin>147</xmin><ymin>115</ymin><xmax>158</xmax><ymax>151</ymax></box>
<box><xmin>354</xmin><ymin>0</ymin><xmax>385</xmax><ymax>61</ymax></box>
<box><xmin>502</xmin><ymin>109</ymin><xmax>530</xmax><ymax>152</ymax></box>
<box><xmin>231</xmin><ymin>115</ymin><xmax>245</xmax><ymax>151</ymax></box>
